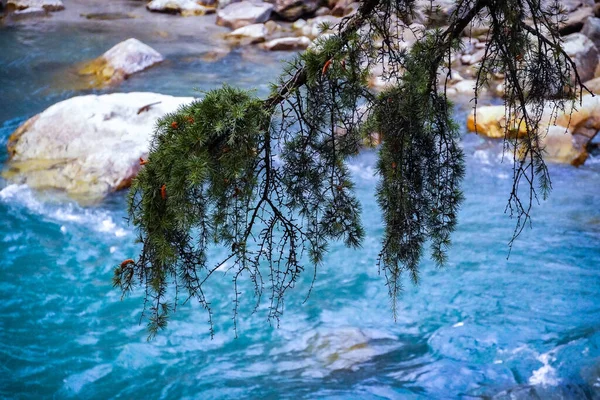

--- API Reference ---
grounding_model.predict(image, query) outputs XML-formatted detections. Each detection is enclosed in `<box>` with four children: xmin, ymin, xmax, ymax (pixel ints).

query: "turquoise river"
<box><xmin>1</xmin><ymin>7</ymin><xmax>600</xmax><ymax>399</ymax></box>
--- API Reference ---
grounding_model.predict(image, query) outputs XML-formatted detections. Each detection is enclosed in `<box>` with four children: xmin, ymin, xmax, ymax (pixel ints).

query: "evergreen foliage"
<box><xmin>114</xmin><ymin>0</ymin><xmax>588</xmax><ymax>337</ymax></box>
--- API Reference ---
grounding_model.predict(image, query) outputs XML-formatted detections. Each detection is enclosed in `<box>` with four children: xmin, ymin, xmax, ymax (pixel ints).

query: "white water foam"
<box><xmin>497</xmin><ymin>344</ymin><xmax>560</xmax><ymax>387</ymax></box>
<box><xmin>529</xmin><ymin>351</ymin><xmax>560</xmax><ymax>387</ymax></box>
<box><xmin>0</xmin><ymin>184</ymin><xmax>129</xmax><ymax>238</ymax></box>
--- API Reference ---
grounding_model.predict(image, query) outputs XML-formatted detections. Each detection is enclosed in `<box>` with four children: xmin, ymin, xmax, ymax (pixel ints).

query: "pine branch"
<box><xmin>265</xmin><ymin>0</ymin><xmax>381</xmax><ymax>108</ymax></box>
<box><xmin>115</xmin><ymin>0</ymin><xmax>587</xmax><ymax>336</ymax></box>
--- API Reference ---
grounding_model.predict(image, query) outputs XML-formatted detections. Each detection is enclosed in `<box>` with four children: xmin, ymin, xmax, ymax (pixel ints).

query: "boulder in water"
<box><xmin>541</xmin><ymin>125</ymin><xmax>587</xmax><ymax>165</ymax></box>
<box><xmin>466</xmin><ymin>95</ymin><xmax>600</xmax><ymax>165</ymax></box>
<box><xmin>216</xmin><ymin>1</ymin><xmax>273</xmax><ymax>30</ymax></box>
<box><xmin>146</xmin><ymin>0</ymin><xmax>215</xmax><ymax>16</ymax></box>
<box><xmin>271</xmin><ymin>327</ymin><xmax>398</xmax><ymax>377</ymax></box>
<box><xmin>466</xmin><ymin>106</ymin><xmax>514</xmax><ymax>139</ymax></box>
<box><xmin>226</xmin><ymin>23</ymin><xmax>268</xmax><ymax>44</ymax></box>
<box><xmin>261</xmin><ymin>36</ymin><xmax>311</xmax><ymax>51</ymax></box>
<box><xmin>4</xmin><ymin>93</ymin><xmax>194</xmax><ymax>202</ymax></box>
<box><xmin>77</xmin><ymin>38</ymin><xmax>164</xmax><ymax>88</ymax></box>
<box><xmin>448</xmin><ymin>79</ymin><xmax>481</xmax><ymax>95</ymax></box>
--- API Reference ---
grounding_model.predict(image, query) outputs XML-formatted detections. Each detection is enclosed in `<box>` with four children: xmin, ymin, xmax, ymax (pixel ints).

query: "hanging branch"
<box><xmin>114</xmin><ymin>0</ymin><xmax>587</xmax><ymax>337</ymax></box>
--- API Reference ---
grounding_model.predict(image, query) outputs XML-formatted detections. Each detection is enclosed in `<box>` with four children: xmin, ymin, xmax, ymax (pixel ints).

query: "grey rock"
<box><xmin>101</xmin><ymin>38</ymin><xmax>164</xmax><ymax>76</ymax></box>
<box><xmin>216</xmin><ymin>0</ymin><xmax>273</xmax><ymax>29</ymax></box>
<box><xmin>77</xmin><ymin>38</ymin><xmax>164</xmax><ymax>88</ymax></box>
<box><xmin>226</xmin><ymin>23</ymin><xmax>268</xmax><ymax>44</ymax></box>
<box><xmin>562</xmin><ymin>32</ymin><xmax>599</xmax><ymax>82</ymax></box>
<box><xmin>554</xmin><ymin>0</ymin><xmax>594</xmax><ymax>13</ymax></box>
<box><xmin>582</xmin><ymin>16</ymin><xmax>600</xmax><ymax>48</ymax></box>
<box><xmin>270</xmin><ymin>0</ymin><xmax>322</xmax><ymax>21</ymax></box>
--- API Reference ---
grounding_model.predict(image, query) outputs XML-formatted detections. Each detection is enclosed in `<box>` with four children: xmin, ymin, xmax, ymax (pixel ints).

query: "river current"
<box><xmin>1</xmin><ymin>11</ymin><xmax>600</xmax><ymax>399</ymax></box>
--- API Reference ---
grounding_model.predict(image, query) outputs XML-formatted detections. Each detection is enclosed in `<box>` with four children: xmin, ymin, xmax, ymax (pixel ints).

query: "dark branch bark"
<box><xmin>264</xmin><ymin>0</ymin><xmax>382</xmax><ymax>109</ymax></box>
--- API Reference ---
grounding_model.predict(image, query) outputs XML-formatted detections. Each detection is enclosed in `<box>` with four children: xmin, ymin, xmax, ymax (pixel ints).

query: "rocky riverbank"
<box><xmin>4</xmin><ymin>0</ymin><xmax>600</xmax><ymax>93</ymax></box>
<box><xmin>2</xmin><ymin>0</ymin><xmax>600</xmax><ymax>200</ymax></box>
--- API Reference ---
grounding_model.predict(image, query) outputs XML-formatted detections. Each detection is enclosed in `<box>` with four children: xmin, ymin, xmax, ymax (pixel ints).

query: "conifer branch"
<box><xmin>265</xmin><ymin>0</ymin><xmax>380</xmax><ymax>109</ymax></box>
<box><xmin>114</xmin><ymin>0</ymin><xmax>587</xmax><ymax>336</ymax></box>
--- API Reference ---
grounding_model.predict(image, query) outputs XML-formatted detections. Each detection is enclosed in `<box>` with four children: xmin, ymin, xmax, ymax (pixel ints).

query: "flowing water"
<box><xmin>1</xmin><ymin>10</ymin><xmax>600</xmax><ymax>400</ymax></box>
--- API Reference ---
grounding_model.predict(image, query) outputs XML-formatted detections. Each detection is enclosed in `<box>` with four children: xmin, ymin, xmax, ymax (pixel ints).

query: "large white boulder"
<box><xmin>78</xmin><ymin>38</ymin><xmax>164</xmax><ymax>88</ymax></box>
<box><xmin>4</xmin><ymin>93</ymin><xmax>195</xmax><ymax>202</ymax></box>
<box><xmin>216</xmin><ymin>1</ymin><xmax>273</xmax><ymax>30</ymax></box>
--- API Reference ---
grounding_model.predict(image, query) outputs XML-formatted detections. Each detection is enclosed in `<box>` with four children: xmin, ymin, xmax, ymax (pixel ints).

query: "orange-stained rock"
<box><xmin>77</xmin><ymin>38</ymin><xmax>163</xmax><ymax>89</ymax></box>
<box><xmin>466</xmin><ymin>95</ymin><xmax>600</xmax><ymax>165</ymax></box>
<box><xmin>466</xmin><ymin>106</ymin><xmax>525</xmax><ymax>139</ymax></box>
